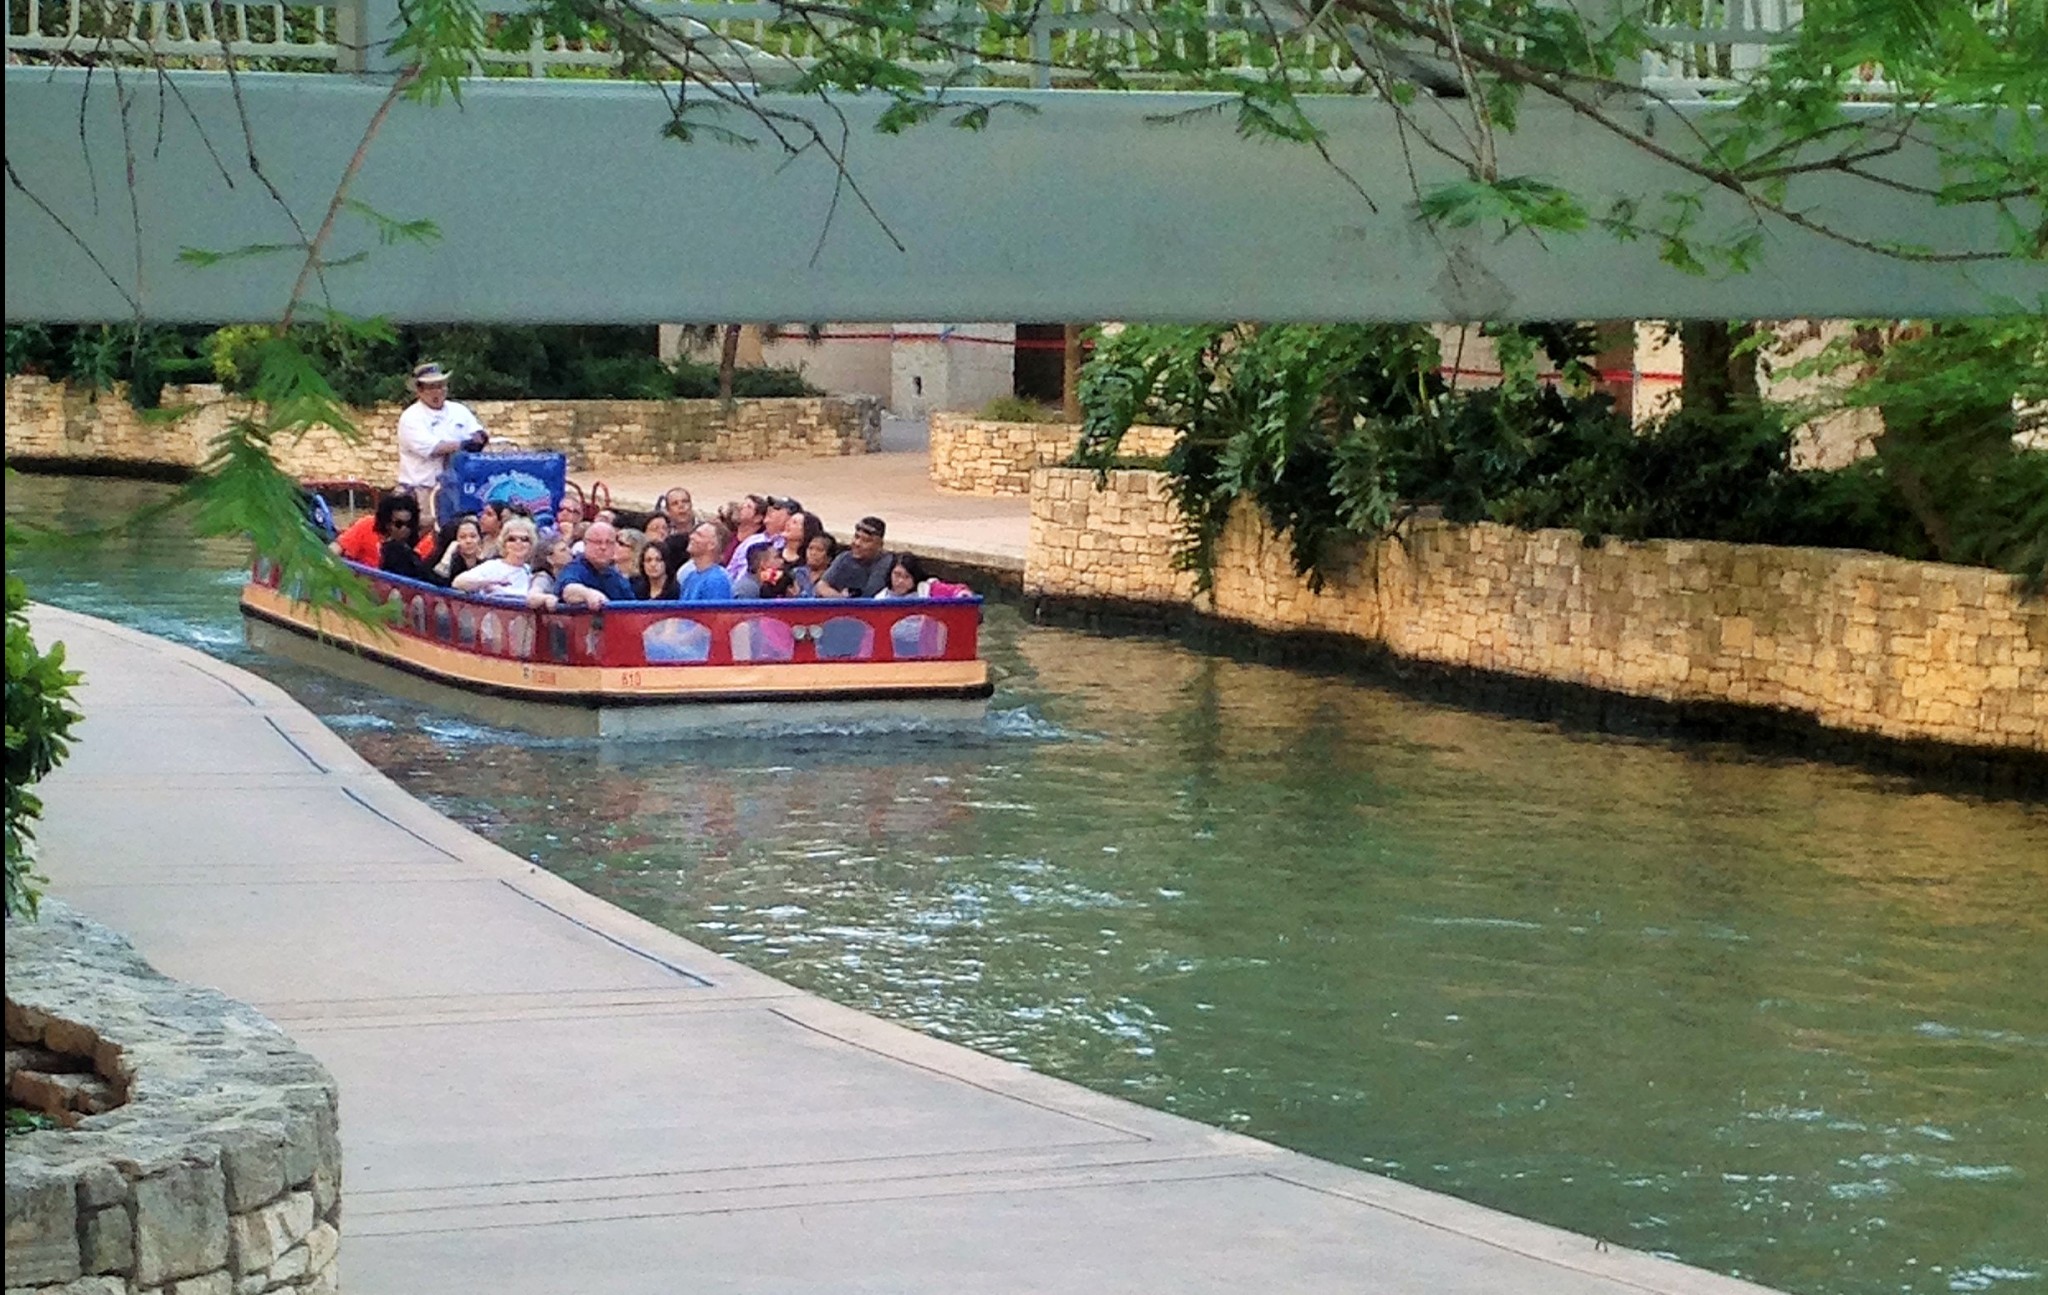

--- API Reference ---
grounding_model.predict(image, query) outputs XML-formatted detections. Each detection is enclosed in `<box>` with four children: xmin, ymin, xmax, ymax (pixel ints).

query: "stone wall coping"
<box><xmin>5</xmin><ymin>901</ymin><xmax>340</xmax><ymax>1293</ymax></box>
<box><xmin>1030</xmin><ymin>466</ymin><xmax>2040</xmax><ymax>592</ymax></box>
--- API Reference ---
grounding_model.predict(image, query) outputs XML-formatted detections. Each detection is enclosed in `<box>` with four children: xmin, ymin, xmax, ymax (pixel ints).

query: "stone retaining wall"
<box><xmin>929</xmin><ymin>415</ymin><xmax>1177</xmax><ymax>496</ymax></box>
<box><xmin>5</xmin><ymin>902</ymin><xmax>342</xmax><ymax>1295</ymax></box>
<box><xmin>1026</xmin><ymin>468</ymin><xmax>2048</xmax><ymax>753</ymax></box>
<box><xmin>3</xmin><ymin>376</ymin><xmax>881</xmax><ymax>485</ymax></box>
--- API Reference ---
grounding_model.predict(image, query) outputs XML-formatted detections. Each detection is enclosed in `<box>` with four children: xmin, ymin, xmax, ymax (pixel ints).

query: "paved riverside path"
<box><xmin>26</xmin><ymin>605</ymin><xmax>1778</xmax><ymax>1295</ymax></box>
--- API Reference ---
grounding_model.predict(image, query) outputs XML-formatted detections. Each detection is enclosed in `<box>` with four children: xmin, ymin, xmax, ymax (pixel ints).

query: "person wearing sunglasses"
<box><xmin>452</xmin><ymin>517</ymin><xmax>555</xmax><ymax>608</ymax></box>
<box><xmin>330</xmin><ymin>491</ymin><xmax>415</xmax><ymax>568</ymax></box>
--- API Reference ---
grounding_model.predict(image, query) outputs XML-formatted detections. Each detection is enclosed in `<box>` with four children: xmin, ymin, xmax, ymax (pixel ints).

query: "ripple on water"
<box><xmin>1947</xmin><ymin>1268</ymin><xmax>2045</xmax><ymax>1292</ymax></box>
<box><xmin>320</xmin><ymin>713</ymin><xmax>398</xmax><ymax>731</ymax></box>
<box><xmin>984</xmin><ymin>705</ymin><xmax>1078</xmax><ymax>742</ymax></box>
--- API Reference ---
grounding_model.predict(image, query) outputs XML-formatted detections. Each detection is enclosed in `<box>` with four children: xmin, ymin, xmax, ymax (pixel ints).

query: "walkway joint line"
<box><xmin>497</xmin><ymin>877</ymin><xmax>715</xmax><ymax>986</ymax></box>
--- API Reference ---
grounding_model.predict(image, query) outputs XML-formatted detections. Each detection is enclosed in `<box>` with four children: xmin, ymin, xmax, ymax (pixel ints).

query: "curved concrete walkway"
<box><xmin>25</xmin><ymin>604</ymin><xmax>1779</xmax><ymax>1295</ymax></box>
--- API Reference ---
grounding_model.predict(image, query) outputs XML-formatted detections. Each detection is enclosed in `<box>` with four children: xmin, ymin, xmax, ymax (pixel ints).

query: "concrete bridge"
<box><xmin>5</xmin><ymin>0</ymin><xmax>2044</xmax><ymax>324</ymax></box>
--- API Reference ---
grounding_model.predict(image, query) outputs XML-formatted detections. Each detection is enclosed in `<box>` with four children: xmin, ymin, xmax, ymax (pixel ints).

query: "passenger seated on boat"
<box><xmin>476</xmin><ymin>500</ymin><xmax>514</xmax><ymax>559</ymax></box>
<box><xmin>724</xmin><ymin>495</ymin><xmax>771</xmax><ymax>579</ymax></box>
<box><xmin>875</xmin><ymin>554</ymin><xmax>971</xmax><ymax>600</ymax></box>
<box><xmin>531</xmin><ymin>535</ymin><xmax>575</xmax><ymax>600</ymax></box>
<box><xmin>434</xmin><ymin>515</ymin><xmax>488</xmax><ymax>582</ymax></box>
<box><xmin>331</xmin><ymin>491</ymin><xmax>413</xmax><ymax>566</ymax></box>
<box><xmin>661</xmin><ymin>487</ymin><xmax>696</xmax><ymax>535</ymax></box>
<box><xmin>556</xmin><ymin>522</ymin><xmax>636</xmax><ymax>609</ymax></box>
<box><xmin>757</xmin><ymin>496</ymin><xmax>799</xmax><ymax>564</ymax></box>
<box><xmin>547</xmin><ymin>493</ymin><xmax>586</xmax><ymax>546</ymax></box>
<box><xmin>632</xmin><ymin>534</ymin><xmax>681</xmax><ymax>601</ymax></box>
<box><xmin>770</xmin><ymin>511</ymin><xmax>821</xmax><ymax>594</ymax></box>
<box><xmin>874</xmin><ymin>553</ymin><xmax>930</xmax><ymax>600</ymax></box>
<box><xmin>677</xmin><ymin>522</ymin><xmax>735</xmax><ymax>603</ymax></box>
<box><xmin>453</xmin><ymin>518</ymin><xmax>554</xmax><ymax>608</ymax></box>
<box><xmin>816</xmin><ymin>516</ymin><xmax>894</xmax><ymax>599</ymax></box>
<box><xmin>377</xmin><ymin>512</ymin><xmax>446</xmax><ymax>586</ymax></box>
<box><xmin>644</xmin><ymin>514</ymin><xmax>671</xmax><ymax>547</ymax></box>
<box><xmin>798</xmin><ymin>532</ymin><xmax>839</xmax><ymax>598</ymax></box>
<box><xmin>730</xmin><ymin>540</ymin><xmax>783</xmax><ymax>600</ymax></box>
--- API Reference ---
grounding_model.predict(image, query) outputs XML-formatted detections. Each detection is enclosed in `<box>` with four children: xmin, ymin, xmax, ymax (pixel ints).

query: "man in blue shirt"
<box><xmin>556</xmin><ymin>522</ymin><xmax>636</xmax><ymax>608</ymax></box>
<box><xmin>678</xmin><ymin>522</ymin><xmax>735</xmax><ymax>602</ymax></box>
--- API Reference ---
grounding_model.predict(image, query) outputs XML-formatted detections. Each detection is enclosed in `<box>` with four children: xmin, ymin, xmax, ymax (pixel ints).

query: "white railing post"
<box><xmin>337</xmin><ymin>0</ymin><xmax>405</xmax><ymax>71</ymax></box>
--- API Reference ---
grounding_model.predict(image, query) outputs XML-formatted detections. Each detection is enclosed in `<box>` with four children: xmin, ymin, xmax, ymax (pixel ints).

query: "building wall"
<box><xmin>660</xmin><ymin>325</ymin><xmax>897</xmax><ymax>401</ymax></box>
<box><xmin>890</xmin><ymin>323</ymin><xmax>1017</xmax><ymax>418</ymax></box>
<box><xmin>1027</xmin><ymin>467</ymin><xmax>2047</xmax><ymax>753</ymax></box>
<box><xmin>1631</xmin><ymin>322</ymin><xmax>1887</xmax><ymax>468</ymax></box>
<box><xmin>757</xmin><ymin>328</ymin><xmax>894</xmax><ymax>400</ymax></box>
<box><xmin>3</xmin><ymin>378</ymin><xmax>881</xmax><ymax>484</ymax></box>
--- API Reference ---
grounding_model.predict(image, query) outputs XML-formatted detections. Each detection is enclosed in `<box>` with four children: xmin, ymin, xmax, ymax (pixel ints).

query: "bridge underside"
<box><xmin>5</xmin><ymin>69</ymin><xmax>2042</xmax><ymax>324</ymax></box>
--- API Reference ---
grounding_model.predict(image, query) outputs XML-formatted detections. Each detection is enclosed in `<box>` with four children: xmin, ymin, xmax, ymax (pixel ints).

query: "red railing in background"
<box><xmin>250</xmin><ymin>559</ymin><xmax>983</xmax><ymax>672</ymax></box>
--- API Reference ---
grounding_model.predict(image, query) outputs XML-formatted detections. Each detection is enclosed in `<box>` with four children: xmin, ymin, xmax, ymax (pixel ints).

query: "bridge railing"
<box><xmin>4</xmin><ymin>0</ymin><xmax>342</xmax><ymax>63</ymax></box>
<box><xmin>5</xmin><ymin>0</ymin><xmax>1825</xmax><ymax>96</ymax></box>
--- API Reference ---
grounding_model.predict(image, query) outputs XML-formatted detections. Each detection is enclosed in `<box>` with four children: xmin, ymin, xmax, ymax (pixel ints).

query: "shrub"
<box><xmin>979</xmin><ymin>395</ymin><xmax>1065</xmax><ymax>423</ymax></box>
<box><xmin>4</xmin><ymin>560</ymin><xmax>84</xmax><ymax>922</ymax></box>
<box><xmin>6</xmin><ymin>324</ymin><xmax>215</xmax><ymax>407</ymax></box>
<box><xmin>209</xmin><ymin>325</ymin><xmax>820</xmax><ymax>403</ymax></box>
<box><xmin>1077</xmin><ymin>320</ymin><xmax>2044</xmax><ymax>589</ymax></box>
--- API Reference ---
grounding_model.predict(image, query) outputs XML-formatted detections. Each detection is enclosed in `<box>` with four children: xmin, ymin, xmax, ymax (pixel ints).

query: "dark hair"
<box><xmin>425</xmin><ymin>514</ymin><xmax>467</xmax><ymax>562</ymax></box>
<box><xmin>854</xmin><ymin>515</ymin><xmax>887</xmax><ymax>539</ymax></box>
<box><xmin>746</xmin><ymin>541</ymin><xmax>778</xmax><ymax>574</ymax></box>
<box><xmin>808</xmin><ymin>531</ymin><xmax>840</xmax><ymax>563</ymax></box>
<box><xmin>660</xmin><ymin>530</ymin><xmax>690</xmax><ymax>575</ymax></box>
<box><xmin>785</xmin><ymin>511</ymin><xmax>824</xmax><ymax>555</ymax></box>
<box><xmin>533</xmin><ymin>533</ymin><xmax>571</xmax><ymax>573</ymax></box>
<box><xmin>373</xmin><ymin>491</ymin><xmax>417</xmax><ymax>536</ymax></box>
<box><xmin>891</xmin><ymin>552</ymin><xmax>927</xmax><ymax>586</ymax></box>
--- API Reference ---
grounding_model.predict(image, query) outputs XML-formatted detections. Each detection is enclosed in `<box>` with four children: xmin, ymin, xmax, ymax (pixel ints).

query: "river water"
<box><xmin>11</xmin><ymin>476</ymin><xmax>2046</xmax><ymax>1295</ymax></box>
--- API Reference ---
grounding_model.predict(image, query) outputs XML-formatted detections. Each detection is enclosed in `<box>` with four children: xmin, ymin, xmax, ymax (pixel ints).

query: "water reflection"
<box><xmin>11</xmin><ymin>475</ymin><xmax>2048</xmax><ymax>1295</ymax></box>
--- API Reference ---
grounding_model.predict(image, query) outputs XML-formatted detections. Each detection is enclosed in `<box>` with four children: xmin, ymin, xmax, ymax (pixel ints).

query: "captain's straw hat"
<box><xmin>411</xmin><ymin>361</ymin><xmax>454</xmax><ymax>387</ymax></box>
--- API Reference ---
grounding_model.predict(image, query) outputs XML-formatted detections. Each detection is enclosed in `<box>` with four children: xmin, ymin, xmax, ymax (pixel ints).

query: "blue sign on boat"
<box><xmin>446</xmin><ymin>451</ymin><xmax>566</xmax><ymax>529</ymax></box>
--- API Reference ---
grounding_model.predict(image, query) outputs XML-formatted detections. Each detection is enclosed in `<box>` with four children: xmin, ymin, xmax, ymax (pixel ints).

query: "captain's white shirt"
<box><xmin>396</xmin><ymin>398</ymin><xmax>483</xmax><ymax>489</ymax></box>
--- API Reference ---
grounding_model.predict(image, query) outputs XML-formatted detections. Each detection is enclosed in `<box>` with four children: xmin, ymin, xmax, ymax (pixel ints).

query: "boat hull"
<box><xmin>241</xmin><ymin>579</ymin><xmax>994</xmax><ymax>739</ymax></box>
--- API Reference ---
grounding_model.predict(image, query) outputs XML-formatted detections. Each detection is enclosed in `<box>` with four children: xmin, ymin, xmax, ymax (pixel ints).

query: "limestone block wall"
<box><xmin>1025</xmin><ymin>468</ymin><xmax>2048</xmax><ymax>753</ymax></box>
<box><xmin>5</xmin><ymin>903</ymin><xmax>342</xmax><ymax>1295</ymax></box>
<box><xmin>3</xmin><ymin>377</ymin><xmax>881</xmax><ymax>485</ymax></box>
<box><xmin>1027</xmin><ymin>468</ymin><xmax>1198</xmax><ymax>605</ymax></box>
<box><xmin>931</xmin><ymin>416</ymin><xmax>1179</xmax><ymax>496</ymax></box>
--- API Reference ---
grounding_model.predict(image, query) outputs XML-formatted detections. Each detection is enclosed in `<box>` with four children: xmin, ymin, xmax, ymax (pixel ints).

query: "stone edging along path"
<box><xmin>6</xmin><ymin>902</ymin><xmax>342</xmax><ymax>1294</ymax></box>
<box><xmin>16</xmin><ymin>604</ymin><xmax>1782</xmax><ymax>1295</ymax></box>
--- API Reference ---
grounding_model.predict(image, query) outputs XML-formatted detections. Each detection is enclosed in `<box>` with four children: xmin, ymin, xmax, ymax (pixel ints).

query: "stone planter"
<box><xmin>5</xmin><ymin>903</ymin><xmax>341</xmax><ymax>1295</ymax></box>
<box><xmin>929</xmin><ymin>415</ymin><xmax>1177</xmax><ymax>497</ymax></box>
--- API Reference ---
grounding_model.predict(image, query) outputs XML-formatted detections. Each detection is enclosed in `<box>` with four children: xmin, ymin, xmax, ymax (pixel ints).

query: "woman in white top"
<box><xmin>453</xmin><ymin>518</ymin><xmax>555</xmax><ymax>608</ymax></box>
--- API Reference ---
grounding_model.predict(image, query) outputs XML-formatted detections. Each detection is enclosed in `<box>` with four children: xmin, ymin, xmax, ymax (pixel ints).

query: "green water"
<box><xmin>11</xmin><ymin>476</ymin><xmax>2047</xmax><ymax>1295</ymax></box>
